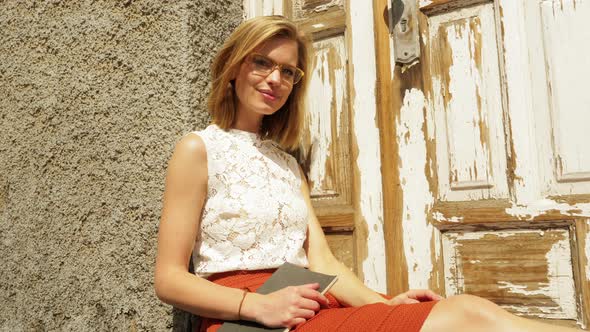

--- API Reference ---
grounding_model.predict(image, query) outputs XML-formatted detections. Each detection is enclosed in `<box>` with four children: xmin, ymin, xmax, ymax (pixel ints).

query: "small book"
<box><xmin>218</xmin><ymin>262</ymin><xmax>338</xmax><ymax>332</ymax></box>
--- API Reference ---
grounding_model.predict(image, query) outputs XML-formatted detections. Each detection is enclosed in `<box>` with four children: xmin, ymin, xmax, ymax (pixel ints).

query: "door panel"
<box><xmin>285</xmin><ymin>0</ymin><xmax>359</xmax><ymax>273</ymax></box>
<box><xmin>325</xmin><ymin>232</ymin><xmax>355</xmax><ymax>269</ymax></box>
<box><xmin>250</xmin><ymin>0</ymin><xmax>387</xmax><ymax>286</ymax></box>
<box><xmin>374</xmin><ymin>0</ymin><xmax>590</xmax><ymax>328</ymax></box>
<box><xmin>427</xmin><ymin>3</ymin><xmax>508</xmax><ymax>201</ymax></box>
<box><xmin>443</xmin><ymin>227</ymin><xmax>577</xmax><ymax>319</ymax></box>
<box><xmin>539</xmin><ymin>1</ymin><xmax>590</xmax><ymax>193</ymax></box>
<box><xmin>301</xmin><ymin>34</ymin><xmax>351</xmax><ymax>208</ymax></box>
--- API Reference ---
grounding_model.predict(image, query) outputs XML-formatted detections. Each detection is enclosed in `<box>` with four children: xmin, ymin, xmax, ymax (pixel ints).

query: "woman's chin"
<box><xmin>255</xmin><ymin>105</ymin><xmax>281</xmax><ymax>116</ymax></box>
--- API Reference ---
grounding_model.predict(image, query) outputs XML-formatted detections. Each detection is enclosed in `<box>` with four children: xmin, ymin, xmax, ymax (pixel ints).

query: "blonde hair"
<box><xmin>207</xmin><ymin>15</ymin><xmax>310</xmax><ymax>151</ymax></box>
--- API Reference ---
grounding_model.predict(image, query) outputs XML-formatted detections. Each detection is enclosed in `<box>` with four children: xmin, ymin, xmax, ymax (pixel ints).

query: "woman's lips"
<box><xmin>259</xmin><ymin>90</ymin><xmax>277</xmax><ymax>101</ymax></box>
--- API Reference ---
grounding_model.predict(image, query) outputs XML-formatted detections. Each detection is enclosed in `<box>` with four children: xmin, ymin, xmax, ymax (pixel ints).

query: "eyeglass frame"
<box><xmin>244</xmin><ymin>53</ymin><xmax>305</xmax><ymax>85</ymax></box>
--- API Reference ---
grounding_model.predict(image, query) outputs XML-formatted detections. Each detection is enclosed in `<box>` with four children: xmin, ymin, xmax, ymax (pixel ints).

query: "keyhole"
<box><xmin>400</xmin><ymin>18</ymin><xmax>408</xmax><ymax>32</ymax></box>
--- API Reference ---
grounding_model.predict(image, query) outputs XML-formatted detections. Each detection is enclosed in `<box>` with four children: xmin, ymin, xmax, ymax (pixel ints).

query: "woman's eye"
<box><xmin>282</xmin><ymin>67</ymin><xmax>295</xmax><ymax>77</ymax></box>
<box><xmin>253</xmin><ymin>57</ymin><xmax>273</xmax><ymax>68</ymax></box>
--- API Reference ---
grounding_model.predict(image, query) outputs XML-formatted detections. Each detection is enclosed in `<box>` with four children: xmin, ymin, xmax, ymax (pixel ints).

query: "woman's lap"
<box><xmin>199</xmin><ymin>270</ymin><xmax>438</xmax><ymax>332</ymax></box>
<box><xmin>294</xmin><ymin>301</ymin><xmax>437</xmax><ymax>332</ymax></box>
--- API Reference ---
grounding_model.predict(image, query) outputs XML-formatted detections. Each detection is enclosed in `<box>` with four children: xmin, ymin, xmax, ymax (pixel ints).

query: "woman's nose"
<box><xmin>266</xmin><ymin>68</ymin><xmax>282</xmax><ymax>84</ymax></box>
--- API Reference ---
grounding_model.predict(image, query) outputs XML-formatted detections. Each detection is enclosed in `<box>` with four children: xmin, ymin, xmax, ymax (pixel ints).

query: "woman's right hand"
<box><xmin>241</xmin><ymin>283</ymin><xmax>330</xmax><ymax>328</ymax></box>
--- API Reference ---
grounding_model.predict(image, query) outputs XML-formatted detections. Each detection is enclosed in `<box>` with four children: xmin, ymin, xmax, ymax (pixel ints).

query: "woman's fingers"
<box><xmin>428</xmin><ymin>290</ymin><xmax>444</xmax><ymax>300</ymax></box>
<box><xmin>298</xmin><ymin>297</ymin><xmax>321</xmax><ymax>311</ymax></box>
<box><xmin>295</xmin><ymin>284</ymin><xmax>330</xmax><ymax>307</ymax></box>
<box><xmin>257</xmin><ymin>284</ymin><xmax>327</xmax><ymax>328</ymax></box>
<box><xmin>289</xmin><ymin>317</ymin><xmax>308</xmax><ymax>329</ymax></box>
<box><xmin>283</xmin><ymin>297</ymin><xmax>317</xmax><ymax>328</ymax></box>
<box><xmin>387</xmin><ymin>289</ymin><xmax>444</xmax><ymax>306</ymax></box>
<box><xmin>390</xmin><ymin>295</ymin><xmax>418</xmax><ymax>306</ymax></box>
<box><xmin>407</xmin><ymin>289</ymin><xmax>443</xmax><ymax>301</ymax></box>
<box><xmin>293</xmin><ymin>308</ymin><xmax>316</xmax><ymax>320</ymax></box>
<box><xmin>404</xmin><ymin>298</ymin><xmax>420</xmax><ymax>304</ymax></box>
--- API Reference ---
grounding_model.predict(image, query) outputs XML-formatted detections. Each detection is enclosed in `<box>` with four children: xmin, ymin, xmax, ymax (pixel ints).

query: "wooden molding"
<box><xmin>373</xmin><ymin>0</ymin><xmax>409</xmax><ymax>296</ymax></box>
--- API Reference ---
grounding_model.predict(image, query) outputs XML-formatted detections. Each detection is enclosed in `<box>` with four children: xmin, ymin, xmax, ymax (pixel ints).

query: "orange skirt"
<box><xmin>199</xmin><ymin>269</ymin><xmax>438</xmax><ymax>332</ymax></box>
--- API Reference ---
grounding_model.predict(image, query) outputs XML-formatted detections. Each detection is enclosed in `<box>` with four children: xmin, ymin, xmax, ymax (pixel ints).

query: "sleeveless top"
<box><xmin>190</xmin><ymin>124</ymin><xmax>310</xmax><ymax>277</ymax></box>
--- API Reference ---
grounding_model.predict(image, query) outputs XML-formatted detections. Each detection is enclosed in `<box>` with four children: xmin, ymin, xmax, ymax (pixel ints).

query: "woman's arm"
<box><xmin>300</xmin><ymin>168</ymin><xmax>442</xmax><ymax>307</ymax></box>
<box><xmin>155</xmin><ymin>134</ymin><xmax>328</xmax><ymax>328</ymax></box>
<box><xmin>154</xmin><ymin>133</ymin><xmax>249</xmax><ymax>320</ymax></box>
<box><xmin>299</xmin><ymin>168</ymin><xmax>386</xmax><ymax>307</ymax></box>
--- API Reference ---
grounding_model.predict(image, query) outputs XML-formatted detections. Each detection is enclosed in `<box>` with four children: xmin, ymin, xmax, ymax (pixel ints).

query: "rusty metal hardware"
<box><xmin>388</xmin><ymin>0</ymin><xmax>420</xmax><ymax>64</ymax></box>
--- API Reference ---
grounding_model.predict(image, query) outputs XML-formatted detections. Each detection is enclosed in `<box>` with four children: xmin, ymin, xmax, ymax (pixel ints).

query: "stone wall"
<box><xmin>0</xmin><ymin>1</ymin><xmax>242</xmax><ymax>330</ymax></box>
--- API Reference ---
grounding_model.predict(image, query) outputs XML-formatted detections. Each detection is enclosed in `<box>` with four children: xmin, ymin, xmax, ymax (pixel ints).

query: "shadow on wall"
<box><xmin>173</xmin><ymin>307</ymin><xmax>200</xmax><ymax>332</ymax></box>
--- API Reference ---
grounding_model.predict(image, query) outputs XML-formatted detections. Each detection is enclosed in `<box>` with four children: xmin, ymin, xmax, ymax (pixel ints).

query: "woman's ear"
<box><xmin>228</xmin><ymin>63</ymin><xmax>241</xmax><ymax>81</ymax></box>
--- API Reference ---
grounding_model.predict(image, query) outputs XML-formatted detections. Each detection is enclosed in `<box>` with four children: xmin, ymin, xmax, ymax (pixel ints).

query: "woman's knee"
<box><xmin>421</xmin><ymin>294</ymin><xmax>507</xmax><ymax>332</ymax></box>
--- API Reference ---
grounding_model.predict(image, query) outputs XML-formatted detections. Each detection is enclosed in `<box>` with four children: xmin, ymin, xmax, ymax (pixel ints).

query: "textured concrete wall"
<box><xmin>0</xmin><ymin>1</ymin><xmax>242</xmax><ymax>331</ymax></box>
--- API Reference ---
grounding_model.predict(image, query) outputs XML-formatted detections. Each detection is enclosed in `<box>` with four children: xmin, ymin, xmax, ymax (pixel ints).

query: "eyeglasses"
<box><xmin>246</xmin><ymin>53</ymin><xmax>305</xmax><ymax>85</ymax></box>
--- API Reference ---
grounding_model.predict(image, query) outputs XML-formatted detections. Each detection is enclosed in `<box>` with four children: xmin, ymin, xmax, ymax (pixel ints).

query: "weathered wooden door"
<box><xmin>245</xmin><ymin>0</ymin><xmax>389</xmax><ymax>291</ymax></box>
<box><xmin>374</xmin><ymin>0</ymin><xmax>590</xmax><ymax>328</ymax></box>
<box><xmin>284</xmin><ymin>0</ymin><xmax>371</xmax><ymax>277</ymax></box>
<box><xmin>285</xmin><ymin>0</ymin><xmax>358</xmax><ymax>270</ymax></box>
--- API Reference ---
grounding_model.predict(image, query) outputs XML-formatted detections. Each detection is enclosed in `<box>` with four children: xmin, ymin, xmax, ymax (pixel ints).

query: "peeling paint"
<box><xmin>243</xmin><ymin>0</ymin><xmax>283</xmax><ymax>19</ymax></box>
<box><xmin>432</xmin><ymin>211</ymin><xmax>463</xmax><ymax>222</ymax></box>
<box><xmin>350</xmin><ymin>1</ymin><xmax>386</xmax><ymax>292</ymax></box>
<box><xmin>444</xmin><ymin>18</ymin><xmax>489</xmax><ymax>188</ymax></box>
<box><xmin>419</xmin><ymin>0</ymin><xmax>434</xmax><ymax>8</ymax></box>
<box><xmin>313</xmin><ymin>5</ymin><xmax>332</xmax><ymax>13</ymax></box>
<box><xmin>296</xmin><ymin>0</ymin><xmax>343</xmax><ymax>17</ymax></box>
<box><xmin>397</xmin><ymin>88</ymin><xmax>435</xmax><ymax>289</ymax></box>
<box><xmin>427</xmin><ymin>4</ymin><xmax>508</xmax><ymax>202</ymax></box>
<box><xmin>444</xmin><ymin>229</ymin><xmax>577</xmax><ymax>318</ymax></box>
<box><xmin>395</xmin><ymin>0</ymin><xmax>590</xmax><ymax>324</ymax></box>
<box><xmin>498</xmin><ymin>0</ymin><xmax>542</xmax><ymax>205</ymax></box>
<box><xmin>540</xmin><ymin>0</ymin><xmax>590</xmax><ymax>190</ymax></box>
<box><xmin>400</xmin><ymin>59</ymin><xmax>420</xmax><ymax>73</ymax></box>
<box><xmin>449</xmin><ymin>231</ymin><xmax>485</xmax><ymax>241</ymax></box>
<box><xmin>305</xmin><ymin>36</ymin><xmax>346</xmax><ymax>196</ymax></box>
<box><xmin>543</xmin><ymin>237</ymin><xmax>576</xmax><ymax>317</ymax></box>
<box><xmin>506</xmin><ymin>198</ymin><xmax>590</xmax><ymax>220</ymax></box>
<box><xmin>498</xmin><ymin>239</ymin><xmax>576</xmax><ymax>317</ymax></box>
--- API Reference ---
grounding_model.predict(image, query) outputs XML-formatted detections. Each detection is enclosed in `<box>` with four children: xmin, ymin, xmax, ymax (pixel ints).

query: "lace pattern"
<box><xmin>191</xmin><ymin>125</ymin><xmax>309</xmax><ymax>277</ymax></box>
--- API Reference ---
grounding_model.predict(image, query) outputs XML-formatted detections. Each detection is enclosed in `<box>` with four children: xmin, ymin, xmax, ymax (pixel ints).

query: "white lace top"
<box><xmin>190</xmin><ymin>124</ymin><xmax>309</xmax><ymax>277</ymax></box>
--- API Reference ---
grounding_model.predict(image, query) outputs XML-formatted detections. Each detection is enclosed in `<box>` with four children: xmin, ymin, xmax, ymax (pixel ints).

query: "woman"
<box><xmin>154</xmin><ymin>15</ymin><xmax>576</xmax><ymax>332</ymax></box>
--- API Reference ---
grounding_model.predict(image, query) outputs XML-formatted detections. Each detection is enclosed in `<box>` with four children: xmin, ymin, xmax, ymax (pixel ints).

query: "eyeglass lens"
<box><xmin>250</xmin><ymin>54</ymin><xmax>303</xmax><ymax>84</ymax></box>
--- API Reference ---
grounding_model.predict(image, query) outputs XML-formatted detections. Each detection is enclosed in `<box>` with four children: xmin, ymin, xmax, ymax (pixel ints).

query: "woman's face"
<box><xmin>233</xmin><ymin>37</ymin><xmax>299</xmax><ymax>120</ymax></box>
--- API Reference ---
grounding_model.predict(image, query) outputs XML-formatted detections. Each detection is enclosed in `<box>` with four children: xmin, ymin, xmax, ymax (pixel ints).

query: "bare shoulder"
<box><xmin>174</xmin><ymin>132</ymin><xmax>207</xmax><ymax>159</ymax></box>
<box><xmin>165</xmin><ymin>132</ymin><xmax>208</xmax><ymax>186</ymax></box>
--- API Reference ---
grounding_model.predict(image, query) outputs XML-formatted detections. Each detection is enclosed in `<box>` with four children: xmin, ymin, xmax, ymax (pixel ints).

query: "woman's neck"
<box><xmin>233</xmin><ymin>110</ymin><xmax>263</xmax><ymax>134</ymax></box>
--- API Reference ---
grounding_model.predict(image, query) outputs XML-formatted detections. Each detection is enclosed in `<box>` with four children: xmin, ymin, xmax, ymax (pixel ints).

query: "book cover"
<box><xmin>218</xmin><ymin>262</ymin><xmax>338</xmax><ymax>332</ymax></box>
